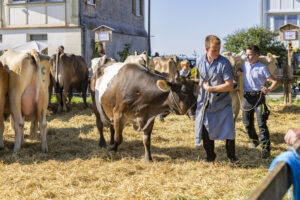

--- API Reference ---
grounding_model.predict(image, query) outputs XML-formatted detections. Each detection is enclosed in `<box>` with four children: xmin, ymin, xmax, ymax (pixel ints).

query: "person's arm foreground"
<box><xmin>284</xmin><ymin>128</ymin><xmax>300</xmax><ymax>146</ymax></box>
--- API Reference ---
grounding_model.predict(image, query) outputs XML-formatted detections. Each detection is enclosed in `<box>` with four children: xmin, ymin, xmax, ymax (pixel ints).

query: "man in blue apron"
<box><xmin>195</xmin><ymin>35</ymin><xmax>237</xmax><ymax>163</ymax></box>
<box><xmin>238</xmin><ymin>45</ymin><xmax>278</xmax><ymax>159</ymax></box>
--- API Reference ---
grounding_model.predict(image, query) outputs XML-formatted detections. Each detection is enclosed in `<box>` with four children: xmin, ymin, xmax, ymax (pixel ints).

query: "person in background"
<box><xmin>237</xmin><ymin>45</ymin><xmax>278</xmax><ymax>159</ymax></box>
<box><xmin>179</xmin><ymin>60</ymin><xmax>190</xmax><ymax>78</ymax></box>
<box><xmin>195</xmin><ymin>35</ymin><xmax>237</xmax><ymax>163</ymax></box>
<box><xmin>285</xmin><ymin>128</ymin><xmax>300</xmax><ymax>146</ymax></box>
<box><xmin>56</xmin><ymin>45</ymin><xmax>64</xmax><ymax>54</ymax></box>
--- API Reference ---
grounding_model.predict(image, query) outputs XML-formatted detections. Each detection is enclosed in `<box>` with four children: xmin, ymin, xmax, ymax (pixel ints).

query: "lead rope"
<box><xmin>170</xmin><ymin>90</ymin><xmax>197</xmax><ymax>115</ymax></box>
<box><xmin>237</xmin><ymin>91</ymin><xmax>263</xmax><ymax>112</ymax></box>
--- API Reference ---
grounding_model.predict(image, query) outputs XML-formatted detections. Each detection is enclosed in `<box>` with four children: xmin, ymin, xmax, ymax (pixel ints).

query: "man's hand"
<box><xmin>235</xmin><ymin>69</ymin><xmax>243</xmax><ymax>77</ymax></box>
<box><xmin>284</xmin><ymin>128</ymin><xmax>300</xmax><ymax>146</ymax></box>
<box><xmin>260</xmin><ymin>86</ymin><xmax>270</xmax><ymax>94</ymax></box>
<box><xmin>203</xmin><ymin>82</ymin><xmax>212</xmax><ymax>92</ymax></box>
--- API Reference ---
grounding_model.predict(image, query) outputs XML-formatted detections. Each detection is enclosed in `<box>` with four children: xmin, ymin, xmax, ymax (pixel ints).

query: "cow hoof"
<box><xmin>109</xmin><ymin>145</ymin><xmax>118</xmax><ymax>152</ymax></box>
<box><xmin>99</xmin><ymin>141</ymin><xmax>107</xmax><ymax>148</ymax></box>
<box><xmin>145</xmin><ymin>158</ymin><xmax>153</xmax><ymax>163</ymax></box>
<box><xmin>42</xmin><ymin>146</ymin><xmax>48</xmax><ymax>153</ymax></box>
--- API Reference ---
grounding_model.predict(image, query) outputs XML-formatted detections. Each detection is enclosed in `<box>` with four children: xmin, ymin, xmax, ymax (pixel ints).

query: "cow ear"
<box><xmin>142</xmin><ymin>51</ymin><xmax>147</xmax><ymax>55</ymax></box>
<box><xmin>156</xmin><ymin>80</ymin><xmax>170</xmax><ymax>92</ymax></box>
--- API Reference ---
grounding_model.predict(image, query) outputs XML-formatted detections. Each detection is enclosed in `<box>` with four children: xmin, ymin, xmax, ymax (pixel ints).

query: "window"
<box><xmin>287</xmin><ymin>15</ymin><xmax>298</xmax><ymax>26</ymax></box>
<box><xmin>29</xmin><ymin>34</ymin><xmax>47</xmax><ymax>41</ymax></box>
<box><xmin>274</xmin><ymin>15</ymin><xmax>284</xmax><ymax>31</ymax></box>
<box><xmin>132</xmin><ymin>0</ymin><xmax>144</xmax><ymax>16</ymax></box>
<box><xmin>87</xmin><ymin>0</ymin><xmax>95</xmax><ymax>5</ymax></box>
<box><xmin>28</xmin><ymin>0</ymin><xmax>44</xmax><ymax>2</ymax></box>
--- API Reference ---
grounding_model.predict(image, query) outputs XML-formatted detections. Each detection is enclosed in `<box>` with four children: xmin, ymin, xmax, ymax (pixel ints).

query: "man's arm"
<box><xmin>261</xmin><ymin>75</ymin><xmax>279</xmax><ymax>94</ymax></box>
<box><xmin>203</xmin><ymin>79</ymin><xmax>234</xmax><ymax>92</ymax></box>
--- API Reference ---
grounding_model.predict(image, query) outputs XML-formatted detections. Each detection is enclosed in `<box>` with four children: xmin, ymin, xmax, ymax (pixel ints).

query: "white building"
<box><xmin>260</xmin><ymin>0</ymin><xmax>300</xmax><ymax>47</ymax></box>
<box><xmin>0</xmin><ymin>0</ymin><xmax>148</xmax><ymax>64</ymax></box>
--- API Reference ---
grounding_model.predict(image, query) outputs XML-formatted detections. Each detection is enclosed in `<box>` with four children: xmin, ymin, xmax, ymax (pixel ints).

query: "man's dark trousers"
<box><xmin>242</xmin><ymin>92</ymin><xmax>270</xmax><ymax>151</ymax></box>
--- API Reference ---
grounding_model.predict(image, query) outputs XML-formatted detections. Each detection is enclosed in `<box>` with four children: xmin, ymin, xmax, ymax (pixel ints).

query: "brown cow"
<box><xmin>0</xmin><ymin>50</ymin><xmax>49</xmax><ymax>152</ymax></box>
<box><xmin>0</xmin><ymin>61</ymin><xmax>9</xmax><ymax>149</ymax></box>
<box><xmin>91</xmin><ymin>62</ymin><xmax>196</xmax><ymax>162</ymax></box>
<box><xmin>50</xmin><ymin>53</ymin><xmax>89</xmax><ymax>112</ymax></box>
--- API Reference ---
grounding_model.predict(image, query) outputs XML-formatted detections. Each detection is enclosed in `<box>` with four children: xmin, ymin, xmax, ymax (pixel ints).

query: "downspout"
<box><xmin>0</xmin><ymin>0</ymin><xmax>3</xmax><ymax>28</ymax></box>
<box><xmin>79</xmin><ymin>1</ymin><xmax>87</xmax><ymax>61</ymax></box>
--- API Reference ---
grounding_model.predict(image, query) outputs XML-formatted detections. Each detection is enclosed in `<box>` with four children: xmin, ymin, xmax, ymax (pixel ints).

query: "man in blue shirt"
<box><xmin>238</xmin><ymin>45</ymin><xmax>278</xmax><ymax>159</ymax></box>
<box><xmin>195</xmin><ymin>35</ymin><xmax>237</xmax><ymax>163</ymax></box>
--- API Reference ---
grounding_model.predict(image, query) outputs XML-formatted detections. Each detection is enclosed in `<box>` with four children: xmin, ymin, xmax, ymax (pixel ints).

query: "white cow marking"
<box><xmin>95</xmin><ymin>62</ymin><xmax>126</xmax><ymax>124</ymax></box>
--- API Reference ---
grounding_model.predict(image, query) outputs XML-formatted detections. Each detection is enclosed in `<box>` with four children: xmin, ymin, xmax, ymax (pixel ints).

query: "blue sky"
<box><xmin>146</xmin><ymin>0</ymin><xmax>260</xmax><ymax>57</ymax></box>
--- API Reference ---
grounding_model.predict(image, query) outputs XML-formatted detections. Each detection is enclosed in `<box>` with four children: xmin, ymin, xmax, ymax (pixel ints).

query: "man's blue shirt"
<box><xmin>242</xmin><ymin>61</ymin><xmax>271</xmax><ymax>92</ymax></box>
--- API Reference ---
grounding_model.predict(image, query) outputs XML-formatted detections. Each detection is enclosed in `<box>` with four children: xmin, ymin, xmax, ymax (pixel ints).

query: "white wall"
<box><xmin>1</xmin><ymin>28</ymin><xmax>82</xmax><ymax>56</ymax></box>
<box><xmin>28</xmin><ymin>6</ymin><xmax>44</xmax><ymax>25</ymax></box>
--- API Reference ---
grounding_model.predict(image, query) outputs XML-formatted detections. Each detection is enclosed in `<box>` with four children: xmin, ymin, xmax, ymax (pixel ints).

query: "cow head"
<box><xmin>258</xmin><ymin>53</ymin><xmax>279</xmax><ymax>77</ymax></box>
<box><xmin>157</xmin><ymin>77</ymin><xmax>197</xmax><ymax>116</ymax></box>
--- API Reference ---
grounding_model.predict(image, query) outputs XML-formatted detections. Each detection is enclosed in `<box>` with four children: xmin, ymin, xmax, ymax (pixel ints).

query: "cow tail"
<box><xmin>30</xmin><ymin>49</ymin><xmax>41</xmax><ymax>119</ymax></box>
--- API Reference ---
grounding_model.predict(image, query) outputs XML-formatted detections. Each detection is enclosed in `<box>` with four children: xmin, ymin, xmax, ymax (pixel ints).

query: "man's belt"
<box><xmin>244</xmin><ymin>91</ymin><xmax>261</xmax><ymax>96</ymax></box>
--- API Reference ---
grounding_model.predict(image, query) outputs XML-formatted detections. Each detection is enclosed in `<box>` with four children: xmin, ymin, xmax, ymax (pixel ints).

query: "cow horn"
<box><xmin>156</xmin><ymin>80</ymin><xmax>170</xmax><ymax>92</ymax></box>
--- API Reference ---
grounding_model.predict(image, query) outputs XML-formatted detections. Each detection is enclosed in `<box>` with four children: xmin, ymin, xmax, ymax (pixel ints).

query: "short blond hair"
<box><xmin>205</xmin><ymin>35</ymin><xmax>221</xmax><ymax>48</ymax></box>
<box><xmin>181</xmin><ymin>60</ymin><xmax>190</xmax><ymax>67</ymax></box>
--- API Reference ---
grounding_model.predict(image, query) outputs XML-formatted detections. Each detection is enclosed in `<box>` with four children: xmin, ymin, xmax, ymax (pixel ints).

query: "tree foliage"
<box><xmin>223</xmin><ymin>26</ymin><xmax>287</xmax><ymax>63</ymax></box>
<box><xmin>117</xmin><ymin>43</ymin><xmax>131</xmax><ymax>62</ymax></box>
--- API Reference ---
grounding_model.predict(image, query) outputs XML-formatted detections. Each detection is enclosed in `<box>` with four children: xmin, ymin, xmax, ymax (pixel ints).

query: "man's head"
<box><xmin>57</xmin><ymin>45</ymin><xmax>64</xmax><ymax>53</ymax></box>
<box><xmin>246</xmin><ymin>45</ymin><xmax>260</xmax><ymax>65</ymax></box>
<box><xmin>205</xmin><ymin>35</ymin><xmax>221</xmax><ymax>59</ymax></box>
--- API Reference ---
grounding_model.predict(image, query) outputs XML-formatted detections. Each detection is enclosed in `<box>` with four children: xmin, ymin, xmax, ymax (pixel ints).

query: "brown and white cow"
<box><xmin>50</xmin><ymin>53</ymin><xmax>89</xmax><ymax>112</ymax></box>
<box><xmin>91</xmin><ymin>55</ymin><xmax>116</xmax><ymax>74</ymax></box>
<box><xmin>91</xmin><ymin>62</ymin><xmax>196</xmax><ymax>162</ymax></box>
<box><xmin>124</xmin><ymin>51</ymin><xmax>149</xmax><ymax>68</ymax></box>
<box><xmin>0</xmin><ymin>61</ymin><xmax>9</xmax><ymax>149</ymax></box>
<box><xmin>0</xmin><ymin>50</ymin><xmax>50</xmax><ymax>152</ymax></box>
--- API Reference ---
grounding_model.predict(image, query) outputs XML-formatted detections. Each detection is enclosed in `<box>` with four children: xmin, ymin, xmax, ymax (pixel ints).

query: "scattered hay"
<box><xmin>0</xmin><ymin>102</ymin><xmax>299</xmax><ymax>199</ymax></box>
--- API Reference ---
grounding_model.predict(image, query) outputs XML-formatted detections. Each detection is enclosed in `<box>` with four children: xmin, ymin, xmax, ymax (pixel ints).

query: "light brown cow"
<box><xmin>50</xmin><ymin>53</ymin><xmax>89</xmax><ymax>112</ymax></box>
<box><xmin>151</xmin><ymin>57</ymin><xmax>178</xmax><ymax>82</ymax></box>
<box><xmin>0</xmin><ymin>61</ymin><xmax>9</xmax><ymax>149</ymax></box>
<box><xmin>124</xmin><ymin>51</ymin><xmax>149</xmax><ymax>68</ymax></box>
<box><xmin>0</xmin><ymin>50</ymin><xmax>49</xmax><ymax>152</ymax></box>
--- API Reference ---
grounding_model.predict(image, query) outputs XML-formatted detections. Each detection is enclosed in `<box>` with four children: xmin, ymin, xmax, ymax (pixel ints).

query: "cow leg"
<box><xmin>110</xmin><ymin>112</ymin><xmax>125</xmax><ymax>152</ymax></box>
<box><xmin>56</xmin><ymin>92</ymin><xmax>63</xmax><ymax>112</ymax></box>
<box><xmin>62</xmin><ymin>86</ymin><xmax>69</xmax><ymax>112</ymax></box>
<box><xmin>96</xmin><ymin>114</ymin><xmax>106</xmax><ymax>148</ymax></box>
<box><xmin>0</xmin><ymin>115</ymin><xmax>4</xmax><ymax>149</ymax></box>
<box><xmin>67</xmin><ymin>87</ymin><xmax>73</xmax><ymax>105</ymax></box>
<box><xmin>39</xmin><ymin>112</ymin><xmax>48</xmax><ymax>153</ymax></box>
<box><xmin>12</xmin><ymin>113</ymin><xmax>24</xmax><ymax>152</ymax></box>
<box><xmin>143</xmin><ymin>119</ymin><xmax>155</xmax><ymax>162</ymax></box>
<box><xmin>109</xmin><ymin>125</ymin><xmax>115</xmax><ymax>145</ymax></box>
<box><xmin>82</xmin><ymin>82</ymin><xmax>88</xmax><ymax>108</ymax></box>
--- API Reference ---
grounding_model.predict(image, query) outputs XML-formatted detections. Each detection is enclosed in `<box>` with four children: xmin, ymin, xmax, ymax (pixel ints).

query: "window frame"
<box><xmin>29</xmin><ymin>34</ymin><xmax>48</xmax><ymax>41</ymax></box>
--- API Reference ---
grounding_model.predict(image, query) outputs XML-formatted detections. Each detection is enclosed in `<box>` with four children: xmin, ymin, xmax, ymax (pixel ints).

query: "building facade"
<box><xmin>0</xmin><ymin>0</ymin><xmax>148</xmax><ymax>64</ymax></box>
<box><xmin>260</xmin><ymin>0</ymin><xmax>300</xmax><ymax>47</ymax></box>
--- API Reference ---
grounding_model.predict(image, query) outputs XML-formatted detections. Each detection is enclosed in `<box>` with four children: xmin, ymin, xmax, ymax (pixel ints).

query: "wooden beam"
<box><xmin>248</xmin><ymin>140</ymin><xmax>300</xmax><ymax>200</ymax></box>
